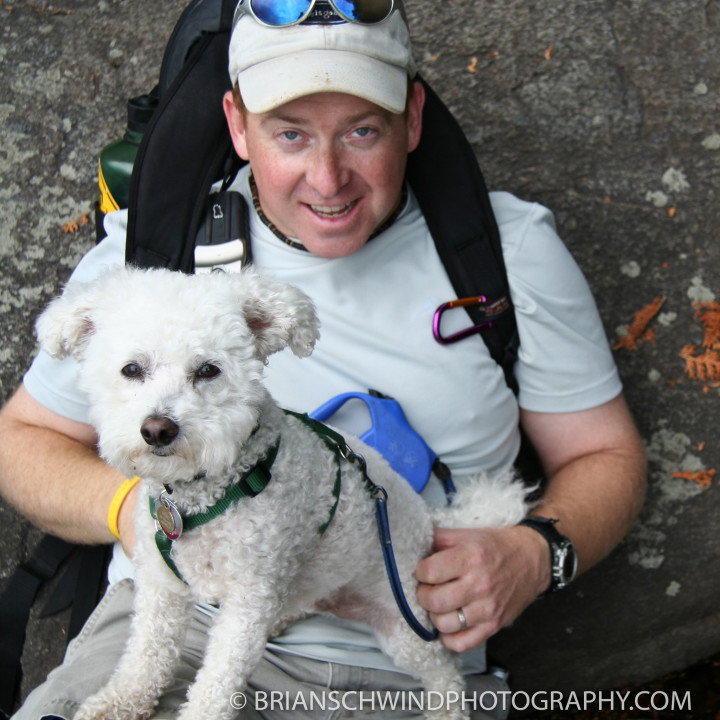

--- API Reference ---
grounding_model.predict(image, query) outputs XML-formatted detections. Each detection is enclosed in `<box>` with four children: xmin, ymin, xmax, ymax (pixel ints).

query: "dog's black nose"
<box><xmin>141</xmin><ymin>416</ymin><xmax>179</xmax><ymax>447</ymax></box>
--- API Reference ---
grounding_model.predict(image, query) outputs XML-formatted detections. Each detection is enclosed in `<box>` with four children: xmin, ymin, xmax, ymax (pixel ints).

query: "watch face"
<box><xmin>556</xmin><ymin>542</ymin><xmax>578</xmax><ymax>586</ymax></box>
<box><xmin>520</xmin><ymin>517</ymin><xmax>577</xmax><ymax>592</ymax></box>
<box><xmin>565</xmin><ymin>548</ymin><xmax>578</xmax><ymax>579</ymax></box>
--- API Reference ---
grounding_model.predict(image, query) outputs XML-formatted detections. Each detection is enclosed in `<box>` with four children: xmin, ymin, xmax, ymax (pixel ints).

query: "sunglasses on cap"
<box><xmin>233</xmin><ymin>0</ymin><xmax>395</xmax><ymax>28</ymax></box>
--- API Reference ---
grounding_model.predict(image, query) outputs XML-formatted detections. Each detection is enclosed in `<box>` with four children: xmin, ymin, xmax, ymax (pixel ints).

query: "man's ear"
<box><xmin>406</xmin><ymin>81</ymin><xmax>425</xmax><ymax>154</ymax></box>
<box><xmin>223</xmin><ymin>90</ymin><xmax>250</xmax><ymax>161</ymax></box>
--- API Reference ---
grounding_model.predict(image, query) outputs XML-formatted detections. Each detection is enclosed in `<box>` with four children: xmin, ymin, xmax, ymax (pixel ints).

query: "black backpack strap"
<box><xmin>407</xmin><ymin>78</ymin><xmax>519</xmax><ymax>394</ymax></box>
<box><xmin>126</xmin><ymin>29</ymin><xmax>235</xmax><ymax>272</ymax></box>
<box><xmin>0</xmin><ymin>537</ymin><xmax>73</xmax><ymax>716</ymax></box>
<box><xmin>38</xmin><ymin>545</ymin><xmax>110</xmax><ymax>639</ymax></box>
<box><xmin>158</xmin><ymin>0</ymin><xmax>236</xmax><ymax>96</ymax></box>
<box><xmin>0</xmin><ymin>538</ymin><xmax>109</xmax><ymax>717</ymax></box>
<box><xmin>407</xmin><ymin>79</ymin><xmax>544</xmax><ymax>483</ymax></box>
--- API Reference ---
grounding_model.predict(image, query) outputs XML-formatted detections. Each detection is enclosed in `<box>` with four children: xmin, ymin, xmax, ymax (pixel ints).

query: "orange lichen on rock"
<box><xmin>680</xmin><ymin>344</ymin><xmax>720</xmax><ymax>382</ymax></box>
<box><xmin>613</xmin><ymin>297</ymin><xmax>665</xmax><ymax>351</ymax></box>
<box><xmin>25</xmin><ymin>2</ymin><xmax>73</xmax><ymax>14</ymax></box>
<box><xmin>695</xmin><ymin>300</ymin><xmax>720</xmax><ymax>349</ymax></box>
<box><xmin>671</xmin><ymin>469</ymin><xmax>716</xmax><ymax>490</ymax></box>
<box><xmin>680</xmin><ymin>301</ymin><xmax>720</xmax><ymax>382</ymax></box>
<box><xmin>62</xmin><ymin>211</ymin><xmax>91</xmax><ymax>234</ymax></box>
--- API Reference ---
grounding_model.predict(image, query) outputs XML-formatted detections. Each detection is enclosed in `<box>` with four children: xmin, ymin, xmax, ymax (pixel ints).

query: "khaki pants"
<box><xmin>15</xmin><ymin>579</ymin><xmax>509</xmax><ymax>720</ymax></box>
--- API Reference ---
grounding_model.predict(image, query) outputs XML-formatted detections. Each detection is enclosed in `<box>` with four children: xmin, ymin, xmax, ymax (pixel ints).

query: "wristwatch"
<box><xmin>519</xmin><ymin>516</ymin><xmax>578</xmax><ymax>594</ymax></box>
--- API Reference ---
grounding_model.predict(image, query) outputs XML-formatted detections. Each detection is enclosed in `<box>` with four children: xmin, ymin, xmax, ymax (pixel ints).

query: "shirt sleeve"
<box><xmin>23</xmin><ymin>210</ymin><xmax>129</xmax><ymax>423</ymax></box>
<box><xmin>491</xmin><ymin>192</ymin><xmax>622</xmax><ymax>413</ymax></box>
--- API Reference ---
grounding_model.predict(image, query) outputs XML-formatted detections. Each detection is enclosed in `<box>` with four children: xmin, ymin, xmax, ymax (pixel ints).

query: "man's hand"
<box><xmin>415</xmin><ymin>524</ymin><xmax>549</xmax><ymax>652</ymax></box>
<box><xmin>415</xmin><ymin>394</ymin><xmax>646</xmax><ymax>653</ymax></box>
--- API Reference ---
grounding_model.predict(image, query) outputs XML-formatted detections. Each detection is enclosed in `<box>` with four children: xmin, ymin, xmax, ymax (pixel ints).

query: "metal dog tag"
<box><xmin>156</xmin><ymin>493</ymin><xmax>183</xmax><ymax>540</ymax></box>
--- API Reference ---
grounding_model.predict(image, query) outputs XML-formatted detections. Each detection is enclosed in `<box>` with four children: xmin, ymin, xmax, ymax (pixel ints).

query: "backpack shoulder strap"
<box><xmin>408</xmin><ymin>81</ymin><xmax>545</xmax><ymax>482</ymax></box>
<box><xmin>157</xmin><ymin>0</ymin><xmax>236</xmax><ymax>97</ymax></box>
<box><xmin>0</xmin><ymin>538</ymin><xmax>108</xmax><ymax>717</ymax></box>
<box><xmin>126</xmin><ymin>0</ymin><xmax>238</xmax><ymax>272</ymax></box>
<box><xmin>407</xmin><ymin>78</ymin><xmax>519</xmax><ymax>394</ymax></box>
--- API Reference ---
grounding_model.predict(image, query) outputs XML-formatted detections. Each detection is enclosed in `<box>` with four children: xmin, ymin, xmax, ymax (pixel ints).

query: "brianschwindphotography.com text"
<box><xmin>229</xmin><ymin>688</ymin><xmax>692</xmax><ymax>714</ymax></box>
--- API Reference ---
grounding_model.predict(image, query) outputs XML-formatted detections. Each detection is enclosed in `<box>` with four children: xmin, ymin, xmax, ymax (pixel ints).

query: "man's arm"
<box><xmin>0</xmin><ymin>384</ymin><xmax>137</xmax><ymax>556</ymax></box>
<box><xmin>415</xmin><ymin>393</ymin><xmax>646</xmax><ymax>652</ymax></box>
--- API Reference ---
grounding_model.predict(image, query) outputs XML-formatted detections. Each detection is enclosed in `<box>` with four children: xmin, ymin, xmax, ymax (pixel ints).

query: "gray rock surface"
<box><xmin>1</xmin><ymin>0</ymin><xmax>719</xmax><ymax>712</ymax></box>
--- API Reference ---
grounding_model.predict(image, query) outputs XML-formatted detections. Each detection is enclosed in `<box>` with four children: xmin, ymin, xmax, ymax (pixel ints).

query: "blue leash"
<box><xmin>289</xmin><ymin>411</ymin><xmax>439</xmax><ymax>642</ymax></box>
<box><xmin>340</xmin><ymin>446</ymin><xmax>439</xmax><ymax>642</ymax></box>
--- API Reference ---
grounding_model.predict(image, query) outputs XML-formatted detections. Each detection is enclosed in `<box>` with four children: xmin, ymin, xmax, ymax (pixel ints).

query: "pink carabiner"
<box><xmin>432</xmin><ymin>295</ymin><xmax>492</xmax><ymax>345</ymax></box>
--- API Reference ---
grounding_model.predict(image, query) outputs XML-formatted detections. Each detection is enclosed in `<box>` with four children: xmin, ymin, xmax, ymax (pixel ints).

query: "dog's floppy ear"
<box><xmin>35</xmin><ymin>280</ymin><xmax>101</xmax><ymax>361</ymax></box>
<box><xmin>238</xmin><ymin>271</ymin><xmax>321</xmax><ymax>360</ymax></box>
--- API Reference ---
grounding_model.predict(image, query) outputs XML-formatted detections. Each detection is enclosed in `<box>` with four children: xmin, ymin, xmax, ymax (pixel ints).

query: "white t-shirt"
<box><xmin>24</xmin><ymin>165</ymin><xmax>622</xmax><ymax>674</ymax></box>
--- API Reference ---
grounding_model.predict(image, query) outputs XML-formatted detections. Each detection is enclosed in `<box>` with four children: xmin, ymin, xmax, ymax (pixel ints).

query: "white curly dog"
<box><xmin>36</xmin><ymin>267</ymin><xmax>530</xmax><ymax>720</ymax></box>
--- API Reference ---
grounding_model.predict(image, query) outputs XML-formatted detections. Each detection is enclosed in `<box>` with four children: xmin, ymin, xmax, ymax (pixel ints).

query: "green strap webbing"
<box><xmin>180</xmin><ymin>443</ymin><xmax>277</xmax><ymax>531</ymax></box>
<box><xmin>150</xmin><ymin>415</ymin><xmax>345</xmax><ymax>582</ymax></box>
<box><xmin>149</xmin><ymin>440</ymin><xmax>279</xmax><ymax>582</ymax></box>
<box><xmin>283</xmin><ymin>411</ymin><xmax>344</xmax><ymax>535</ymax></box>
<box><xmin>153</xmin><ymin>529</ymin><xmax>183</xmax><ymax>582</ymax></box>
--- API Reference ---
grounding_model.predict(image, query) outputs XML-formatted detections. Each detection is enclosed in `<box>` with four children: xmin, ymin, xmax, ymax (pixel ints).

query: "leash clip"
<box><xmin>340</xmin><ymin>445</ymin><xmax>389</xmax><ymax>501</ymax></box>
<box><xmin>339</xmin><ymin>445</ymin><xmax>366</xmax><ymax>472</ymax></box>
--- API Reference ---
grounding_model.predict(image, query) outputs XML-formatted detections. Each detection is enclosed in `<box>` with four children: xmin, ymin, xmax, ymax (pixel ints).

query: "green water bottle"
<box><xmin>96</xmin><ymin>94</ymin><xmax>156</xmax><ymax>238</ymax></box>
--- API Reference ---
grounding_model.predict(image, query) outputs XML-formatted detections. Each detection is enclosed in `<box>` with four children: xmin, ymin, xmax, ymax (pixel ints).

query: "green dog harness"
<box><xmin>149</xmin><ymin>412</ymin><xmax>342</xmax><ymax>582</ymax></box>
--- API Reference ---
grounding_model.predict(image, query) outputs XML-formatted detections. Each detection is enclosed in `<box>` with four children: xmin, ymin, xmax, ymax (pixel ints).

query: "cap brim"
<box><xmin>238</xmin><ymin>49</ymin><xmax>408</xmax><ymax>115</ymax></box>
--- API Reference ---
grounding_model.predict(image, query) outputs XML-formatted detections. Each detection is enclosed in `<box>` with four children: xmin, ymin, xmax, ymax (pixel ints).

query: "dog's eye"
<box><xmin>195</xmin><ymin>364</ymin><xmax>221</xmax><ymax>381</ymax></box>
<box><xmin>121</xmin><ymin>363</ymin><xmax>144</xmax><ymax>380</ymax></box>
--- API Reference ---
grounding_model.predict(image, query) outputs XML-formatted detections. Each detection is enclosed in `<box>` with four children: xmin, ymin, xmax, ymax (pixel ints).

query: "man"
<box><xmin>0</xmin><ymin>0</ymin><xmax>646</xmax><ymax>718</ymax></box>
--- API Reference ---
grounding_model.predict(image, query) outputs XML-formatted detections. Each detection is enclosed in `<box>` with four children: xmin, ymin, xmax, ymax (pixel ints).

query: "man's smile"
<box><xmin>308</xmin><ymin>200</ymin><xmax>358</xmax><ymax>219</ymax></box>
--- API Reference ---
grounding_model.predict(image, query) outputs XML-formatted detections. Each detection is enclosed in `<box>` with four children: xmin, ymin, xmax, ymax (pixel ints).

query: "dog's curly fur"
<box><xmin>36</xmin><ymin>267</ymin><xmax>530</xmax><ymax>720</ymax></box>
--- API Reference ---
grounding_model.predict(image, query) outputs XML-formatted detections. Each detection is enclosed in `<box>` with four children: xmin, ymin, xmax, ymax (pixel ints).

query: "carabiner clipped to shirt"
<box><xmin>309</xmin><ymin>390</ymin><xmax>454</xmax><ymax>497</ymax></box>
<box><xmin>432</xmin><ymin>295</ymin><xmax>512</xmax><ymax>345</ymax></box>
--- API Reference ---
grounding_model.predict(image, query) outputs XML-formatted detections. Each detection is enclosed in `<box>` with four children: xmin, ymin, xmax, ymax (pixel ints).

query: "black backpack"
<box><xmin>122</xmin><ymin>0</ymin><xmax>520</xmax><ymax>391</ymax></box>
<box><xmin>122</xmin><ymin>0</ymin><xmax>542</xmax><ymax>476</ymax></box>
<box><xmin>0</xmin><ymin>2</ymin><xmax>538</xmax><ymax>715</ymax></box>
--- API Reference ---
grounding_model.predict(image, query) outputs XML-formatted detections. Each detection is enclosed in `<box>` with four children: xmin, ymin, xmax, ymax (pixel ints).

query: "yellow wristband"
<box><xmin>107</xmin><ymin>477</ymin><xmax>141</xmax><ymax>540</ymax></box>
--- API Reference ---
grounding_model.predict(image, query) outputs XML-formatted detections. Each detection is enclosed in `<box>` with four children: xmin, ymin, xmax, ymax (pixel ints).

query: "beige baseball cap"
<box><xmin>228</xmin><ymin>0</ymin><xmax>417</xmax><ymax>114</ymax></box>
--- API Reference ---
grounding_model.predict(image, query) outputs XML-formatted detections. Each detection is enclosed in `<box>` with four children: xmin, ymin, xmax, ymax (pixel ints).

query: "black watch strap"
<box><xmin>519</xmin><ymin>515</ymin><xmax>578</xmax><ymax>594</ymax></box>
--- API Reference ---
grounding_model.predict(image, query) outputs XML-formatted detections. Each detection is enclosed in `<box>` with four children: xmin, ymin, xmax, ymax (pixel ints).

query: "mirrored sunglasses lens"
<box><xmin>251</xmin><ymin>0</ymin><xmax>314</xmax><ymax>25</ymax></box>
<box><xmin>333</xmin><ymin>0</ymin><xmax>392</xmax><ymax>23</ymax></box>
